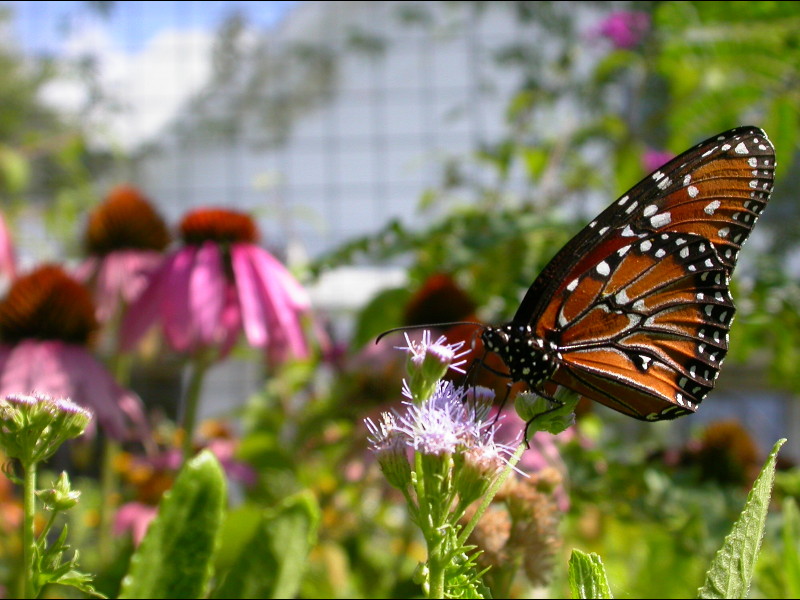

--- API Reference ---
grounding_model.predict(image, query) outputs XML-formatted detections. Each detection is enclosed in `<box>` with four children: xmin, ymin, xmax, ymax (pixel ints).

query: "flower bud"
<box><xmin>37</xmin><ymin>471</ymin><xmax>81</xmax><ymax>511</ymax></box>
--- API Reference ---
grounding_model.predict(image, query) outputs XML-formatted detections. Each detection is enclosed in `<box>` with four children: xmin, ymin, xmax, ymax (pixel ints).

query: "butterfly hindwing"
<box><xmin>550</xmin><ymin>231</ymin><xmax>733</xmax><ymax>420</ymax></box>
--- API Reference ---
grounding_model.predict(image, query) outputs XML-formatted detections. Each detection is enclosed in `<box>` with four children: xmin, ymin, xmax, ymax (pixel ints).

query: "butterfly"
<box><xmin>480</xmin><ymin>126</ymin><xmax>775</xmax><ymax>421</ymax></box>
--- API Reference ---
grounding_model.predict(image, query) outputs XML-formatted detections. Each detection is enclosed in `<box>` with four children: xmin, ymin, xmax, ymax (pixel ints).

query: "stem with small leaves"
<box><xmin>20</xmin><ymin>460</ymin><xmax>37</xmax><ymax>599</ymax></box>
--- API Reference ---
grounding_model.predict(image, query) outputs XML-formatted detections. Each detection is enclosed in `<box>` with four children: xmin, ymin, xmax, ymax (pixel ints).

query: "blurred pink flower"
<box><xmin>0</xmin><ymin>265</ymin><xmax>147</xmax><ymax>440</ymax></box>
<box><xmin>642</xmin><ymin>148</ymin><xmax>675</xmax><ymax>172</ymax></box>
<box><xmin>0</xmin><ymin>211</ymin><xmax>17</xmax><ymax>284</ymax></box>
<box><xmin>492</xmin><ymin>408</ymin><xmax>573</xmax><ymax>512</ymax></box>
<box><xmin>75</xmin><ymin>185</ymin><xmax>170</xmax><ymax>324</ymax></box>
<box><xmin>121</xmin><ymin>207</ymin><xmax>311</xmax><ymax>363</ymax></box>
<box><xmin>594</xmin><ymin>11</ymin><xmax>651</xmax><ymax>49</ymax></box>
<box><xmin>114</xmin><ymin>501</ymin><xmax>158</xmax><ymax>545</ymax></box>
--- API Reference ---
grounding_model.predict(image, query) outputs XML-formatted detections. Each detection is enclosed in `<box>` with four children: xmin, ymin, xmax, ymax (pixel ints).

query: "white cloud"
<box><xmin>41</xmin><ymin>20</ymin><xmax>214</xmax><ymax>149</ymax></box>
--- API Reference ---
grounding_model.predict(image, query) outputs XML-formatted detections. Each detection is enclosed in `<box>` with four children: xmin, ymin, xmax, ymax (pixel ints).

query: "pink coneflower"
<box><xmin>121</xmin><ymin>207</ymin><xmax>311</xmax><ymax>362</ymax></box>
<box><xmin>594</xmin><ymin>11</ymin><xmax>651</xmax><ymax>50</ymax></box>
<box><xmin>0</xmin><ymin>211</ymin><xmax>17</xmax><ymax>286</ymax></box>
<box><xmin>0</xmin><ymin>265</ymin><xmax>147</xmax><ymax>440</ymax></box>
<box><xmin>75</xmin><ymin>184</ymin><xmax>170</xmax><ymax>325</ymax></box>
<box><xmin>121</xmin><ymin>207</ymin><xmax>312</xmax><ymax>458</ymax></box>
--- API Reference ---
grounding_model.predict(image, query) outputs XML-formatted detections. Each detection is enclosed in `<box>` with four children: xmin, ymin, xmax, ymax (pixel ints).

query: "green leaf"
<box><xmin>697</xmin><ymin>438</ymin><xmax>786</xmax><ymax>599</ymax></box>
<box><xmin>212</xmin><ymin>491</ymin><xmax>320</xmax><ymax>599</ymax></box>
<box><xmin>568</xmin><ymin>549</ymin><xmax>613</xmax><ymax>599</ymax></box>
<box><xmin>781</xmin><ymin>498</ymin><xmax>800</xmax><ymax>598</ymax></box>
<box><xmin>119</xmin><ymin>450</ymin><xmax>227</xmax><ymax>599</ymax></box>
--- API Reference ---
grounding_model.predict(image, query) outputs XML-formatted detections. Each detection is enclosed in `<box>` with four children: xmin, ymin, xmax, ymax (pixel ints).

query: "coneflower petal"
<box><xmin>162</xmin><ymin>247</ymin><xmax>197</xmax><ymax>353</ymax></box>
<box><xmin>121</xmin><ymin>252</ymin><xmax>176</xmax><ymax>351</ymax></box>
<box><xmin>245</xmin><ymin>246</ymin><xmax>310</xmax><ymax>359</ymax></box>
<box><xmin>190</xmin><ymin>242</ymin><xmax>226</xmax><ymax>348</ymax></box>
<box><xmin>230</xmin><ymin>244</ymin><xmax>270</xmax><ymax>348</ymax></box>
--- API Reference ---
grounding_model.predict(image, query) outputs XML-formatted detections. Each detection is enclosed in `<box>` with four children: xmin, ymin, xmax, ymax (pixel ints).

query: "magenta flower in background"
<box><xmin>114</xmin><ymin>502</ymin><xmax>158</xmax><ymax>545</ymax></box>
<box><xmin>594</xmin><ymin>11</ymin><xmax>651</xmax><ymax>49</ymax></box>
<box><xmin>75</xmin><ymin>184</ymin><xmax>171</xmax><ymax>324</ymax></box>
<box><xmin>121</xmin><ymin>207</ymin><xmax>312</xmax><ymax>363</ymax></box>
<box><xmin>642</xmin><ymin>148</ymin><xmax>675</xmax><ymax>173</ymax></box>
<box><xmin>0</xmin><ymin>265</ymin><xmax>148</xmax><ymax>440</ymax></box>
<box><xmin>0</xmin><ymin>211</ymin><xmax>17</xmax><ymax>285</ymax></box>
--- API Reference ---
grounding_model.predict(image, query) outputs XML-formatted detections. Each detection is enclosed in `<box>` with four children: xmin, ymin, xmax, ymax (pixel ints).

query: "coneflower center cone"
<box><xmin>84</xmin><ymin>185</ymin><xmax>170</xmax><ymax>256</ymax></box>
<box><xmin>180</xmin><ymin>208</ymin><xmax>259</xmax><ymax>246</ymax></box>
<box><xmin>0</xmin><ymin>265</ymin><xmax>98</xmax><ymax>345</ymax></box>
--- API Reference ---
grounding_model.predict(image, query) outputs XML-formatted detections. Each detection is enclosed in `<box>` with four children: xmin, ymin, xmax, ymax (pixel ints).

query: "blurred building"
<box><xmin>133</xmin><ymin>1</ymin><xmax>543</xmax><ymax>259</ymax></box>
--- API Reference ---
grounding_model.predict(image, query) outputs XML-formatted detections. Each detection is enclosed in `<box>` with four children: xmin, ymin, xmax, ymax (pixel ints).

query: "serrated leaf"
<box><xmin>569</xmin><ymin>549</ymin><xmax>613</xmax><ymax>599</ymax></box>
<box><xmin>119</xmin><ymin>450</ymin><xmax>227</xmax><ymax>599</ymax></box>
<box><xmin>698</xmin><ymin>438</ymin><xmax>786</xmax><ymax>599</ymax></box>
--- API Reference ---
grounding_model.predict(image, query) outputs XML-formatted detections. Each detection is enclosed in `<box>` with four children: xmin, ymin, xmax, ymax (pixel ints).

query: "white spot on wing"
<box><xmin>643</xmin><ymin>205</ymin><xmax>658</xmax><ymax>217</ymax></box>
<box><xmin>704</xmin><ymin>200</ymin><xmax>721</xmax><ymax>215</ymax></box>
<box><xmin>688</xmin><ymin>185</ymin><xmax>699</xmax><ymax>198</ymax></box>
<box><xmin>596</xmin><ymin>261</ymin><xmax>610</xmax><ymax>277</ymax></box>
<box><xmin>567</xmin><ymin>278</ymin><xmax>579</xmax><ymax>292</ymax></box>
<box><xmin>650</xmin><ymin>212</ymin><xmax>672</xmax><ymax>228</ymax></box>
<box><xmin>734</xmin><ymin>142</ymin><xmax>749</xmax><ymax>154</ymax></box>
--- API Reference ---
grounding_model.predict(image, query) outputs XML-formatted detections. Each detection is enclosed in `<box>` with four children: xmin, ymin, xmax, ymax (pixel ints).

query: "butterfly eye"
<box><xmin>486</xmin><ymin>126</ymin><xmax>775</xmax><ymax>421</ymax></box>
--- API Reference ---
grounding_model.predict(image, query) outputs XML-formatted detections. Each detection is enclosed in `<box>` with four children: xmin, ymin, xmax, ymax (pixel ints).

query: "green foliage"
<box><xmin>212</xmin><ymin>492</ymin><xmax>320</xmax><ymax>599</ymax></box>
<box><xmin>34</xmin><ymin>525</ymin><xmax>105</xmax><ymax>598</ymax></box>
<box><xmin>119</xmin><ymin>451</ymin><xmax>227</xmax><ymax>600</ymax></box>
<box><xmin>698</xmin><ymin>438</ymin><xmax>786</xmax><ymax>598</ymax></box>
<box><xmin>568</xmin><ymin>550</ymin><xmax>613</xmax><ymax>599</ymax></box>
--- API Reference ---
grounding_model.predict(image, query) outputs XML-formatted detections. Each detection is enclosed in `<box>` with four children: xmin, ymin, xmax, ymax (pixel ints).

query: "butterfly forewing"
<box><xmin>514</xmin><ymin>126</ymin><xmax>775</xmax><ymax>329</ymax></box>
<box><xmin>493</xmin><ymin>126</ymin><xmax>775</xmax><ymax>421</ymax></box>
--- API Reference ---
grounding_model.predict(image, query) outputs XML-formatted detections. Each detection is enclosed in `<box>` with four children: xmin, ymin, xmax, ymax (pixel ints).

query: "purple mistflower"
<box><xmin>397</xmin><ymin>381</ymin><xmax>513</xmax><ymax>460</ymax></box>
<box><xmin>121</xmin><ymin>207</ymin><xmax>312</xmax><ymax>363</ymax></box>
<box><xmin>594</xmin><ymin>11</ymin><xmax>651</xmax><ymax>50</ymax></box>
<box><xmin>397</xmin><ymin>330</ymin><xmax>470</xmax><ymax>375</ymax></box>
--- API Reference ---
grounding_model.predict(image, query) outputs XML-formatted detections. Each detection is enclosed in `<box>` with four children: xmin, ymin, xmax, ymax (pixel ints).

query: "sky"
<box><xmin>2</xmin><ymin>1</ymin><xmax>301</xmax><ymax>147</ymax></box>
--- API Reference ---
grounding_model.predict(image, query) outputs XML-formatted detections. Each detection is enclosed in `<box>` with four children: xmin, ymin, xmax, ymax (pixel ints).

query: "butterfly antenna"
<box><xmin>375</xmin><ymin>321</ymin><xmax>484</xmax><ymax>345</ymax></box>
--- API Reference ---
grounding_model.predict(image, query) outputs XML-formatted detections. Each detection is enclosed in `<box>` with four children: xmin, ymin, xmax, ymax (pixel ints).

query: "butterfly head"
<box><xmin>481</xmin><ymin>324</ymin><xmax>560</xmax><ymax>390</ymax></box>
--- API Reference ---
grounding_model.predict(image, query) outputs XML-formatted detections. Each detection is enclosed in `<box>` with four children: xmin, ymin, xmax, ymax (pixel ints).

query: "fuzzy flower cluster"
<box><xmin>0</xmin><ymin>392</ymin><xmax>92</xmax><ymax>465</ymax></box>
<box><xmin>364</xmin><ymin>330</ymin><xmax>527</xmax><ymax>597</ymax></box>
<box><xmin>396</xmin><ymin>330</ymin><xmax>469</xmax><ymax>403</ymax></box>
<box><xmin>366</xmin><ymin>330</ymin><xmax>519</xmax><ymax>495</ymax></box>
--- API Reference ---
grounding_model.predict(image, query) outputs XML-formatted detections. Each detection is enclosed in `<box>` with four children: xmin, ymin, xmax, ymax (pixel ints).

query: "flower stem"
<box><xmin>20</xmin><ymin>460</ymin><xmax>37</xmax><ymax>599</ymax></box>
<box><xmin>426</xmin><ymin>529</ymin><xmax>447</xmax><ymax>600</ymax></box>
<box><xmin>181</xmin><ymin>357</ymin><xmax>211</xmax><ymax>461</ymax></box>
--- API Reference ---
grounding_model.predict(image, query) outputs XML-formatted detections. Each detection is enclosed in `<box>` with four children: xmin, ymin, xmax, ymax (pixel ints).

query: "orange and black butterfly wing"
<box><xmin>510</xmin><ymin>126</ymin><xmax>775</xmax><ymax>420</ymax></box>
